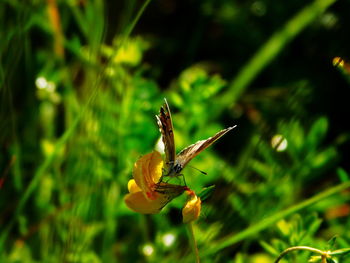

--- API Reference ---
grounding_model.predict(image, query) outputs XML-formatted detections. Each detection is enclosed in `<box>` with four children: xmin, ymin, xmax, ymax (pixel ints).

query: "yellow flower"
<box><xmin>124</xmin><ymin>151</ymin><xmax>187</xmax><ymax>214</ymax></box>
<box><xmin>182</xmin><ymin>190</ymin><xmax>201</xmax><ymax>223</ymax></box>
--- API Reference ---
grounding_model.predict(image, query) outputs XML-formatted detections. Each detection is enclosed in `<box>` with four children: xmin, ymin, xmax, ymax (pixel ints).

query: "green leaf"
<box><xmin>306</xmin><ymin>117</ymin><xmax>329</xmax><ymax>150</ymax></box>
<box><xmin>337</xmin><ymin>168</ymin><xmax>350</xmax><ymax>182</ymax></box>
<box><xmin>259</xmin><ymin>240</ymin><xmax>279</xmax><ymax>256</ymax></box>
<box><xmin>311</xmin><ymin>147</ymin><xmax>338</xmax><ymax>170</ymax></box>
<box><xmin>326</xmin><ymin>235</ymin><xmax>338</xmax><ymax>250</ymax></box>
<box><xmin>305</xmin><ymin>214</ymin><xmax>323</xmax><ymax>238</ymax></box>
<box><xmin>326</xmin><ymin>258</ymin><xmax>337</xmax><ymax>263</ymax></box>
<box><xmin>198</xmin><ymin>185</ymin><xmax>216</xmax><ymax>201</ymax></box>
<box><xmin>330</xmin><ymin>248</ymin><xmax>350</xmax><ymax>256</ymax></box>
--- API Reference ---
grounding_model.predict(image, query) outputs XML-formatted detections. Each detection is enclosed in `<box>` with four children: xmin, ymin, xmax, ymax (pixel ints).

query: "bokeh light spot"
<box><xmin>162</xmin><ymin>233</ymin><xmax>176</xmax><ymax>247</ymax></box>
<box><xmin>35</xmin><ymin>77</ymin><xmax>48</xmax><ymax>89</ymax></box>
<box><xmin>142</xmin><ymin>244</ymin><xmax>154</xmax><ymax>256</ymax></box>
<box><xmin>271</xmin><ymin>134</ymin><xmax>288</xmax><ymax>152</ymax></box>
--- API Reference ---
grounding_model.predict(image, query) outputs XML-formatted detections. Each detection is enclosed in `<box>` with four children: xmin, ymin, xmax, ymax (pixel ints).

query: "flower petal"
<box><xmin>124</xmin><ymin>191</ymin><xmax>170</xmax><ymax>214</ymax></box>
<box><xmin>133</xmin><ymin>151</ymin><xmax>163</xmax><ymax>200</ymax></box>
<box><xmin>127</xmin><ymin>179</ymin><xmax>141</xmax><ymax>193</ymax></box>
<box><xmin>148</xmin><ymin>151</ymin><xmax>163</xmax><ymax>183</ymax></box>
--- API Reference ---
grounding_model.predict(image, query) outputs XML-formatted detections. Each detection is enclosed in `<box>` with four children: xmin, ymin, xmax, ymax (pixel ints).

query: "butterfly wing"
<box><xmin>174</xmin><ymin>125</ymin><xmax>237</xmax><ymax>173</ymax></box>
<box><xmin>156</xmin><ymin>99</ymin><xmax>176</xmax><ymax>173</ymax></box>
<box><xmin>155</xmin><ymin>183</ymin><xmax>188</xmax><ymax>212</ymax></box>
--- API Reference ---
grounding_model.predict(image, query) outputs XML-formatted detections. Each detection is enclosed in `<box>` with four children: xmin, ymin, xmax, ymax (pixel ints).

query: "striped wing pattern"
<box><xmin>156</xmin><ymin>99</ymin><xmax>176</xmax><ymax>174</ymax></box>
<box><xmin>174</xmin><ymin>125</ymin><xmax>237</xmax><ymax>173</ymax></box>
<box><xmin>156</xmin><ymin>98</ymin><xmax>236</xmax><ymax>178</ymax></box>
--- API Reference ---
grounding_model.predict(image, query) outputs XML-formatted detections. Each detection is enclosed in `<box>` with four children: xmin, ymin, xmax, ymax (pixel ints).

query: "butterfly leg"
<box><xmin>165</xmin><ymin>177</ymin><xmax>172</xmax><ymax>183</ymax></box>
<box><xmin>177</xmin><ymin>173</ymin><xmax>187</xmax><ymax>186</ymax></box>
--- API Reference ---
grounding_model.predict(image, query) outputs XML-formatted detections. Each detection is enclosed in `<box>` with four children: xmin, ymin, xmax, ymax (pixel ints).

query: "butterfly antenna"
<box><xmin>188</xmin><ymin>165</ymin><xmax>207</xmax><ymax>175</ymax></box>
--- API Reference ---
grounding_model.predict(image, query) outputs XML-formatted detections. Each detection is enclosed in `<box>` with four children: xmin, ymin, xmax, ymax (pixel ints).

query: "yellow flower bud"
<box><xmin>182</xmin><ymin>191</ymin><xmax>201</xmax><ymax>223</ymax></box>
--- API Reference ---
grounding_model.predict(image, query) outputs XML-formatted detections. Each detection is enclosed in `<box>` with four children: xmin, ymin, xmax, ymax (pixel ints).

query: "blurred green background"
<box><xmin>1</xmin><ymin>0</ymin><xmax>350</xmax><ymax>262</ymax></box>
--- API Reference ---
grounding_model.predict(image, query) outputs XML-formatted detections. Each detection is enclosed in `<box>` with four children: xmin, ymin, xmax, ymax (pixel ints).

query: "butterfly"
<box><xmin>156</xmin><ymin>99</ymin><xmax>236</xmax><ymax>179</ymax></box>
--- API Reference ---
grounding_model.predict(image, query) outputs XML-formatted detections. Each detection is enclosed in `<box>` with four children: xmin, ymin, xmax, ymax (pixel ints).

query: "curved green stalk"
<box><xmin>186</xmin><ymin>222</ymin><xmax>200</xmax><ymax>263</ymax></box>
<box><xmin>0</xmin><ymin>0</ymin><xmax>153</xmax><ymax>248</ymax></box>
<box><xmin>274</xmin><ymin>246</ymin><xmax>328</xmax><ymax>263</ymax></box>
<box><xmin>202</xmin><ymin>180</ymin><xmax>350</xmax><ymax>256</ymax></box>
<box><xmin>121</xmin><ymin>0</ymin><xmax>152</xmax><ymax>44</ymax></box>
<box><xmin>216</xmin><ymin>0</ymin><xmax>337</xmax><ymax>112</ymax></box>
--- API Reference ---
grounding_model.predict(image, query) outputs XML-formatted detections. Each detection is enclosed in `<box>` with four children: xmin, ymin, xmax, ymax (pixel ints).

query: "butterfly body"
<box><xmin>157</xmin><ymin>99</ymin><xmax>236</xmax><ymax>179</ymax></box>
<box><xmin>163</xmin><ymin>161</ymin><xmax>185</xmax><ymax>178</ymax></box>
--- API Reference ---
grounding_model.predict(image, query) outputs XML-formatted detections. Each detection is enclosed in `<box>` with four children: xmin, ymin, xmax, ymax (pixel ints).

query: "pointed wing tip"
<box><xmin>228</xmin><ymin>125</ymin><xmax>237</xmax><ymax>130</ymax></box>
<box><xmin>159</xmin><ymin>98</ymin><xmax>169</xmax><ymax>111</ymax></box>
<box><xmin>163</xmin><ymin>98</ymin><xmax>169</xmax><ymax>107</ymax></box>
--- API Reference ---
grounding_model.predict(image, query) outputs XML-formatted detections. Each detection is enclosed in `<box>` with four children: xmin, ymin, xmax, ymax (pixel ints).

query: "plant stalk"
<box><xmin>186</xmin><ymin>222</ymin><xmax>200</xmax><ymax>263</ymax></box>
<box><xmin>202</xmin><ymin>180</ymin><xmax>350</xmax><ymax>256</ymax></box>
<box><xmin>274</xmin><ymin>246</ymin><xmax>326</xmax><ymax>263</ymax></box>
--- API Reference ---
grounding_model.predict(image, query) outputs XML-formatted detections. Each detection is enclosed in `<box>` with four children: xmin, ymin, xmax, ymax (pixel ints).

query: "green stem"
<box><xmin>0</xmin><ymin>0</ymin><xmax>154</xmax><ymax>247</ymax></box>
<box><xmin>202</xmin><ymin>180</ymin><xmax>350</xmax><ymax>256</ymax></box>
<box><xmin>122</xmin><ymin>0</ymin><xmax>152</xmax><ymax>44</ymax></box>
<box><xmin>92</xmin><ymin>0</ymin><xmax>153</xmax><ymax>103</ymax></box>
<box><xmin>0</xmin><ymin>115</ymin><xmax>81</xmax><ymax>247</ymax></box>
<box><xmin>186</xmin><ymin>222</ymin><xmax>200</xmax><ymax>263</ymax></box>
<box><xmin>216</xmin><ymin>0</ymin><xmax>337</xmax><ymax>113</ymax></box>
<box><xmin>274</xmin><ymin>246</ymin><xmax>326</xmax><ymax>263</ymax></box>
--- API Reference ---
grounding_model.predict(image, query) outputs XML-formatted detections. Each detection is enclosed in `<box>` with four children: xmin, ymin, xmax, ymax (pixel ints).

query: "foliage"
<box><xmin>1</xmin><ymin>0</ymin><xmax>350</xmax><ymax>262</ymax></box>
